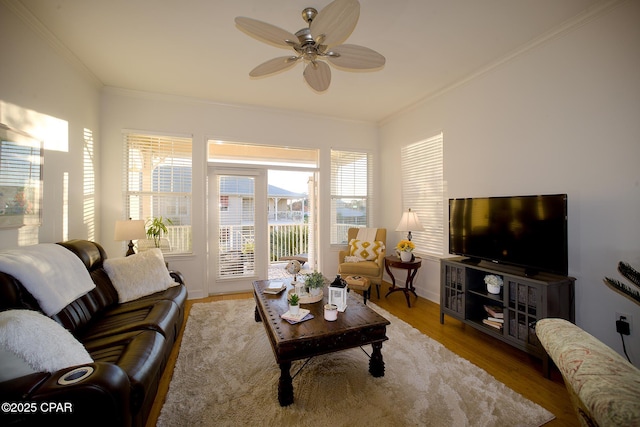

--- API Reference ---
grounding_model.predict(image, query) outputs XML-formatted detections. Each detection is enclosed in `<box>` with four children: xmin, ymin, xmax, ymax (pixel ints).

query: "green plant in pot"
<box><xmin>304</xmin><ymin>271</ymin><xmax>325</xmax><ymax>296</ymax></box>
<box><xmin>146</xmin><ymin>216</ymin><xmax>173</xmax><ymax>248</ymax></box>
<box><xmin>289</xmin><ymin>293</ymin><xmax>300</xmax><ymax>315</ymax></box>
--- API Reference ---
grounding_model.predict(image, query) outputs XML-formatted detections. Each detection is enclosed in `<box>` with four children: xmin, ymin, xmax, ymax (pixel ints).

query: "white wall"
<box><xmin>100</xmin><ymin>88</ymin><xmax>379</xmax><ymax>298</ymax></box>
<box><xmin>0</xmin><ymin>2</ymin><xmax>101</xmax><ymax>249</ymax></box>
<box><xmin>380</xmin><ymin>1</ymin><xmax>640</xmax><ymax>361</ymax></box>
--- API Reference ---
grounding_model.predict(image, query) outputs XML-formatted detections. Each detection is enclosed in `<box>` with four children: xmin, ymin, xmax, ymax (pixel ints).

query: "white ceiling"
<box><xmin>17</xmin><ymin>0</ymin><xmax>604</xmax><ymax>123</ymax></box>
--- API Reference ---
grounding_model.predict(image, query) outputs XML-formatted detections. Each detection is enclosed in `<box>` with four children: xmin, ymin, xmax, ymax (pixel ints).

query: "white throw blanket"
<box><xmin>356</xmin><ymin>227</ymin><xmax>378</xmax><ymax>242</ymax></box>
<box><xmin>0</xmin><ymin>244</ymin><xmax>95</xmax><ymax>316</ymax></box>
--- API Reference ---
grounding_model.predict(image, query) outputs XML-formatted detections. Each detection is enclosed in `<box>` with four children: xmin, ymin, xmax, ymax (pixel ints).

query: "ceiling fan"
<box><xmin>235</xmin><ymin>0</ymin><xmax>385</xmax><ymax>93</ymax></box>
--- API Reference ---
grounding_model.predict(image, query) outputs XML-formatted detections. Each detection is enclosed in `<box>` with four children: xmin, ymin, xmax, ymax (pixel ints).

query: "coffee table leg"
<box><xmin>254</xmin><ymin>306</ymin><xmax>261</xmax><ymax>322</ymax></box>
<box><xmin>278</xmin><ymin>362</ymin><xmax>294</xmax><ymax>406</ymax></box>
<box><xmin>369</xmin><ymin>342</ymin><xmax>385</xmax><ymax>377</ymax></box>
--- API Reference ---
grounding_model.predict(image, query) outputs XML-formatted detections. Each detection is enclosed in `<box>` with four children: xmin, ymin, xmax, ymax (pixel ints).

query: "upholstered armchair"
<box><xmin>338</xmin><ymin>228</ymin><xmax>386</xmax><ymax>299</ymax></box>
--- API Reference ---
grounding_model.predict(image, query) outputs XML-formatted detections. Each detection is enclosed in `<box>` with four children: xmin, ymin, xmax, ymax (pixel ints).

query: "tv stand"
<box><xmin>524</xmin><ymin>268</ymin><xmax>539</xmax><ymax>277</ymax></box>
<box><xmin>440</xmin><ymin>257</ymin><xmax>575</xmax><ymax>376</ymax></box>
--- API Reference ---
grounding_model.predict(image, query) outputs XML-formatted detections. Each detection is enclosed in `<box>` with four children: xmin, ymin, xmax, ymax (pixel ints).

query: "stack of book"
<box><xmin>281</xmin><ymin>309</ymin><xmax>313</xmax><ymax>324</ymax></box>
<box><xmin>482</xmin><ymin>305</ymin><xmax>504</xmax><ymax>330</ymax></box>
<box><xmin>264</xmin><ymin>280</ymin><xmax>286</xmax><ymax>294</ymax></box>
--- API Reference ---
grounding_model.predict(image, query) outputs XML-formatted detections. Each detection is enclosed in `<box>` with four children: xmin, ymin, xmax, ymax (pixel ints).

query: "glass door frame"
<box><xmin>207</xmin><ymin>165</ymin><xmax>267</xmax><ymax>294</ymax></box>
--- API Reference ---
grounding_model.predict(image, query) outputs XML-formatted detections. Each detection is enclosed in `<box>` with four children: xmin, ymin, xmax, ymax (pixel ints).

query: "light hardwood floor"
<box><xmin>146</xmin><ymin>282</ymin><xmax>578</xmax><ymax>426</ymax></box>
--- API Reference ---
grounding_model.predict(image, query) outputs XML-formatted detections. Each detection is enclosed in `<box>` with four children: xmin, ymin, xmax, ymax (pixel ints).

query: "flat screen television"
<box><xmin>448</xmin><ymin>194</ymin><xmax>568</xmax><ymax>276</ymax></box>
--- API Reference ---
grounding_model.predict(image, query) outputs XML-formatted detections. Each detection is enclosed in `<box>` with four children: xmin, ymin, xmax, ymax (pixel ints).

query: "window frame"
<box><xmin>122</xmin><ymin>131</ymin><xmax>193</xmax><ymax>254</ymax></box>
<box><xmin>330</xmin><ymin>149</ymin><xmax>373</xmax><ymax>245</ymax></box>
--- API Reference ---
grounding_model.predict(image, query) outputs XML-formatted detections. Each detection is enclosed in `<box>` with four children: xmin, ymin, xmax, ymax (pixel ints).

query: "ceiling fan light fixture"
<box><xmin>235</xmin><ymin>0</ymin><xmax>385</xmax><ymax>92</ymax></box>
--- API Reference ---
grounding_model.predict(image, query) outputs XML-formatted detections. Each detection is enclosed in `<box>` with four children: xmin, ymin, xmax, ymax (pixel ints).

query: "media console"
<box><xmin>440</xmin><ymin>257</ymin><xmax>575</xmax><ymax>375</ymax></box>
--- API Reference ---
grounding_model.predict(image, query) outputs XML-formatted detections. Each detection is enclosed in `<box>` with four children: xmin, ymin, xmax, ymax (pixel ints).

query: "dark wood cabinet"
<box><xmin>440</xmin><ymin>257</ymin><xmax>575</xmax><ymax>372</ymax></box>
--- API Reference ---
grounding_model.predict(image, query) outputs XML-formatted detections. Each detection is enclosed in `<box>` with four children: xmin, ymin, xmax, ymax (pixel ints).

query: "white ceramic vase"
<box><xmin>486</xmin><ymin>283</ymin><xmax>501</xmax><ymax>294</ymax></box>
<box><xmin>289</xmin><ymin>304</ymin><xmax>300</xmax><ymax>315</ymax></box>
<box><xmin>400</xmin><ymin>251</ymin><xmax>412</xmax><ymax>262</ymax></box>
<box><xmin>309</xmin><ymin>287</ymin><xmax>323</xmax><ymax>297</ymax></box>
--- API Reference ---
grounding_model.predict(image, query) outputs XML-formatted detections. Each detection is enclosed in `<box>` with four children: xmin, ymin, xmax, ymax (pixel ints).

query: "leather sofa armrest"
<box><xmin>169</xmin><ymin>270</ymin><xmax>185</xmax><ymax>285</ymax></box>
<box><xmin>0</xmin><ymin>362</ymin><xmax>131</xmax><ymax>427</ymax></box>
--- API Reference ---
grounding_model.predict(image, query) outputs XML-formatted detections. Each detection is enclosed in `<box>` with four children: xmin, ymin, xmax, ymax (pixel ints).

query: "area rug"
<box><xmin>158</xmin><ymin>298</ymin><xmax>555</xmax><ymax>427</ymax></box>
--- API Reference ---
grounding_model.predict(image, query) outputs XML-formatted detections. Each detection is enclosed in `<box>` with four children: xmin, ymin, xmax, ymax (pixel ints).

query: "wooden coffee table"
<box><xmin>253</xmin><ymin>280</ymin><xmax>390</xmax><ymax>406</ymax></box>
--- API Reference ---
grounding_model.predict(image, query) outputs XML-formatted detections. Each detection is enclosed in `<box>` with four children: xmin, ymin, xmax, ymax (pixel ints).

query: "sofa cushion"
<box><xmin>339</xmin><ymin>260</ymin><xmax>382</xmax><ymax>277</ymax></box>
<box><xmin>81</xmin><ymin>299</ymin><xmax>180</xmax><ymax>345</ymax></box>
<box><xmin>83</xmin><ymin>329</ymin><xmax>170</xmax><ymax>415</ymax></box>
<box><xmin>104</xmin><ymin>249</ymin><xmax>178</xmax><ymax>303</ymax></box>
<box><xmin>0</xmin><ymin>309</ymin><xmax>93</xmax><ymax>373</ymax></box>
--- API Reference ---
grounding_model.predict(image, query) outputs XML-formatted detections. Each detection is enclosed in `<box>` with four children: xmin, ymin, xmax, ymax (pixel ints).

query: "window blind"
<box><xmin>400</xmin><ymin>133</ymin><xmax>444</xmax><ymax>255</ymax></box>
<box><xmin>330</xmin><ymin>150</ymin><xmax>371</xmax><ymax>244</ymax></box>
<box><xmin>123</xmin><ymin>132</ymin><xmax>192</xmax><ymax>253</ymax></box>
<box><xmin>216</xmin><ymin>175</ymin><xmax>255</xmax><ymax>278</ymax></box>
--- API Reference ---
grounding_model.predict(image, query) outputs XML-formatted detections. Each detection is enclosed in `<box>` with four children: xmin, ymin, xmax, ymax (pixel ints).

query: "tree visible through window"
<box><xmin>123</xmin><ymin>132</ymin><xmax>192</xmax><ymax>254</ymax></box>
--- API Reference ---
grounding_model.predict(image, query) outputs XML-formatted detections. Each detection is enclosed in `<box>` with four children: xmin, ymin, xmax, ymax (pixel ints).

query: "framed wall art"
<box><xmin>0</xmin><ymin>123</ymin><xmax>43</xmax><ymax>228</ymax></box>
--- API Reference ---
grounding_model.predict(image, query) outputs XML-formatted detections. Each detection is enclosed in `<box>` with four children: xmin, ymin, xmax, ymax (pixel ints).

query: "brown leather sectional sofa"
<box><xmin>0</xmin><ymin>239</ymin><xmax>187</xmax><ymax>427</ymax></box>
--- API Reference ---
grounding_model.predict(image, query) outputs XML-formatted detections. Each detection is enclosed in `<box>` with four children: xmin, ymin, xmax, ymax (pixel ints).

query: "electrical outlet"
<box><xmin>616</xmin><ymin>312</ymin><xmax>632</xmax><ymax>334</ymax></box>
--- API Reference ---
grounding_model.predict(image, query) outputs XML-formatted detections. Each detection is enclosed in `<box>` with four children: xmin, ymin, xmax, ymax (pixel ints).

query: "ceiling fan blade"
<box><xmin>303</xmin><ymin>61</ymin><xmax>331</xmax><ymax>92</ymax></box>
<box><xmin>326</xmin><ymin>44</ymin><xmax>386</xmax><ymax>70</ymax></box>
<box><xmin>311</xmin><ymin>0</ymin><xmax>360</xmax><ymax>48</ymax></box>
<box><xmin>249</xmin><ymin>56</ymin><xmax>299</xmax><ymax>77</ymax></box>
<box><xmin>235</xmin><ymin>17</ymin><xmax>298</xmax><ymax>48</ymax></box>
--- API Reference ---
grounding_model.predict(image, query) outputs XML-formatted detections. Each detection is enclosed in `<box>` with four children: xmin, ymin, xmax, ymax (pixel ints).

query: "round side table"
<box><xmin>384</xmin><ymin>255</ymin><xmax>422</xmax><ymax>307</ymax></box>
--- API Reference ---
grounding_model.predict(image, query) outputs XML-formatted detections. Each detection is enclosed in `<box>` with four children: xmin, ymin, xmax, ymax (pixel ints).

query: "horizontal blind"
<box><xmin>217</xmin><ymin>175</ymin><xmax>255</xmax><ymax>278</ymax></box>
<box><xmin>330</xmin><ymin>150</ymin><xmax>370</xmax><ymax>244</ymax></box>
<box><xmin>400</xmin><ymin>133</ymin><xmax>444</xmax><ymax>255</ymax></box>
<box><xmin>0</xmin><ymin>140</ymin><xmax>40</xmax><ymax>186</ymax></box>
<box><xmin>123</xmin><ymin>132</ymin><xmax>192</xmax><ymax>253</ymax></box>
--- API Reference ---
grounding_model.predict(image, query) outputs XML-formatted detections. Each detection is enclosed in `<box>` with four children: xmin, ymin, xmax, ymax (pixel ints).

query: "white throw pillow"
<box><xmin>0</xmin><ymin>310</ymin><xmax>93</xmax><ymax>374</ymax></box>
<box><xmin>104</xmin><ymin>248</ymin><xmax>178</xmax><ymax>303</ymax></box>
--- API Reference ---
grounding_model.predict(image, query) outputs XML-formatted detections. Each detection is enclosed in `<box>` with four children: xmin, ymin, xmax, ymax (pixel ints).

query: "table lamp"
<box><xmin>114</xmin><ymin>219</ymin><xmax>146</xmax><ymax>256</ymax></box>
<box><xmin>395</xmin><ymin>208</ymin><xmax>424</xmax><ymax>241</ymax></box>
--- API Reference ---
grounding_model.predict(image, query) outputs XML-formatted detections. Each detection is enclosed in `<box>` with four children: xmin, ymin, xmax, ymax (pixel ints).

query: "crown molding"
<box><xmin>379</xmin><ymin>0</ymin><xmax>628</xmax><ymax>126</ymax></box>
<box><xmin>3</xmin><ymin>0</ymin><xmax>103</xmax><ymax>88</ymax></box>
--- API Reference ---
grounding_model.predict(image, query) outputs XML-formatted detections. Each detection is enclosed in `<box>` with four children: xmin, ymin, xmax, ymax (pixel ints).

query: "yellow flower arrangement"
<box><xmin>396</xmin><ymin>239</ymin><xmax>415</xmax><ymax>252</ymax></box>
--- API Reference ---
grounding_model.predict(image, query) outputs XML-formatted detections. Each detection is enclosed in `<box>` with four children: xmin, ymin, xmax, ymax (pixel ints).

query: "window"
<box><xmin>330</xmin><ymin>150</ymin><xmax>371</xmax><ymax>244</ymax></box>
<box><xmin>123</xmin><ymin>132</ymin><xmax>192</xmax><ymax>254</ymax></box>
<box><xmin>400</xmin><ymin>133</ymin><xmax>444</xmax><ymax>255</ymax></box>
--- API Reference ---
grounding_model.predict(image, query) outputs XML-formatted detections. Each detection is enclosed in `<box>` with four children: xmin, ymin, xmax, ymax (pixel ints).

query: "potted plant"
<box><xmin>484</xmin><ymin>274</ymin><xmax>503</xmax><ymax>294</ymax></box>
<box><xmin>304</xmin><ymin>271</ymin><xmax>325</xmax><ymax>297</ymax></box>
<box><xmin>289</xmin><ymin>293</ymin><xmax>300</xmax><ymax>315</ymax></box>
<box><xmin>396</xmin><ymin>239</ymin><xmax>415</xmax><ymax>262</ymax></box>
<box><xmin>146</xmin><ymin>216</ymin><xmax>173</xmax><ymax>248</ymax></box>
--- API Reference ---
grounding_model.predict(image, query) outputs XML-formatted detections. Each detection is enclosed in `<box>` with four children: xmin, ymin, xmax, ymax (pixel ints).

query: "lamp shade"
<box><xmin>395</xmin><ymin>209</ymin><xmax>424</xmax><ymax>233</ymax></box>
<box><xmin>114</xmin><ymin>219</ymin><xmax>146</xmax><ymax>241</ymax></box>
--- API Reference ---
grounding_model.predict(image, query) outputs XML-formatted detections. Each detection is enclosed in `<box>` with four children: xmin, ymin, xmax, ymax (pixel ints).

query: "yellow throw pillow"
<box><xmin>349</xmin><ymin>239</ymin><xmax>385</xmax><ymax>261</ymax></box>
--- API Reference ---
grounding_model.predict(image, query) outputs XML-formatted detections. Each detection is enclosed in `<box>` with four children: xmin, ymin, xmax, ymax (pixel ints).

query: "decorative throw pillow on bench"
<box><xmin>104</xmin><ymin>248</ymin><xmax>178</xmax><ymax>303</ymax></box>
